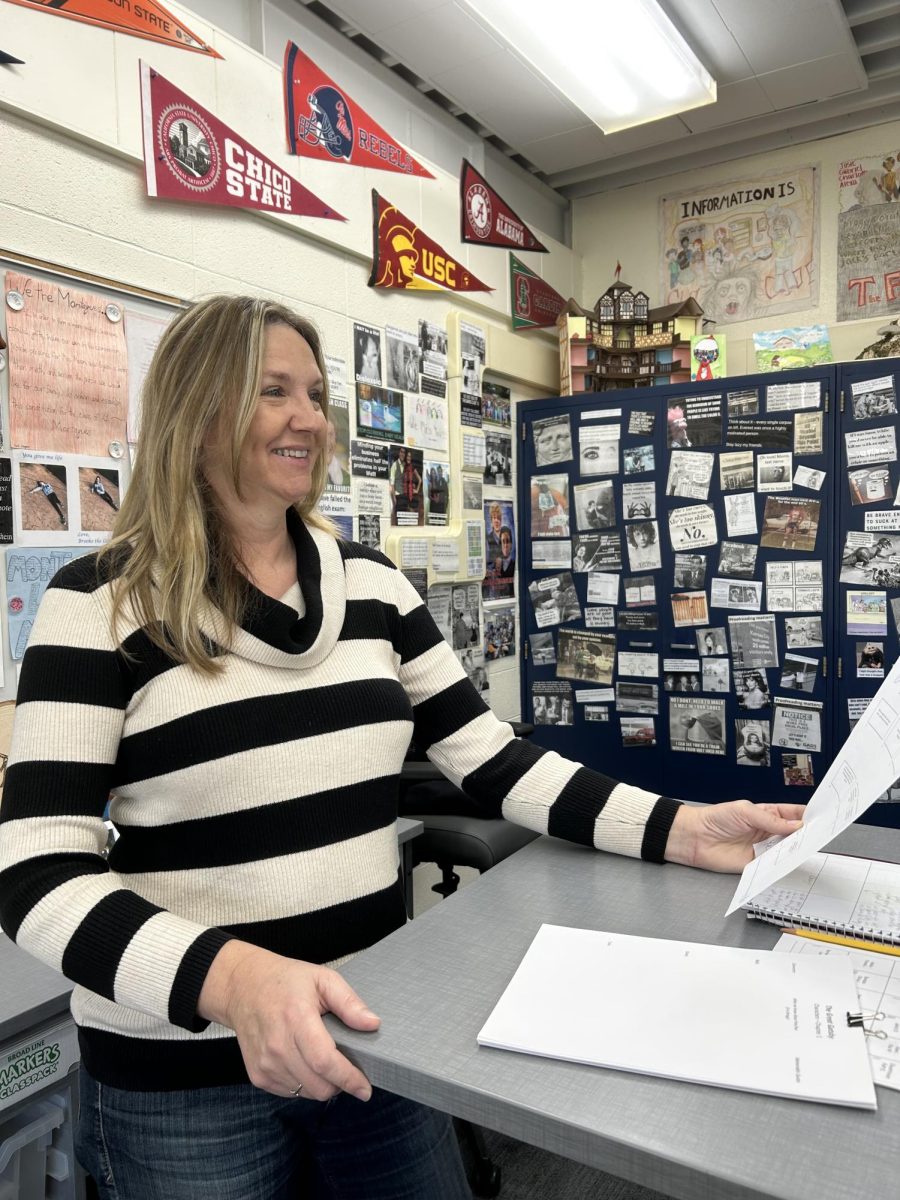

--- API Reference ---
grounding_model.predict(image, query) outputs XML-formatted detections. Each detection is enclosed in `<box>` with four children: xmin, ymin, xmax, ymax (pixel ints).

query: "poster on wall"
<box><xmin>459</xmin><ymin>159</ymin><xmax>547</xmax><ymax>252</ymax></box>
<box><xmin>369</xmin><ymin>192</ymin><xmax>492</xmax><ymax>292</ymax></box>
<box><xmin>5</xmin><ymin>547</ymin><xmax>91</xmax><ymax>660</ymax></box>
<box><xmin>659</xmin><ymin>166</ymin><xmax>819</xmax><ymax>325</ymax></box>
<box><xmin>5</xmin><ymin>272</ymin><xmax>128</xmax><ymax>457</ymax></box>
<box><xmin>140</xmin><ymin>64</ymin><xmax>341</xmax><ymax>221</ymax></box>
<box><xmin>6</xmin><ymin>0</ymin><xmax>220</xmax><ymax>56</ymax></box>
<box><xmin>509</xmin><ymin>254</ymin><xmax>566</xmax><ymax>330</ymax></box>
<box><xmin>284</xmin><ymin>42</ymin><xmax>434</xmax><ymax>178</ymax></box>
<box><xmin>836</xmin><ymin>152</ymin><xmax>900</xmax><ymax>322</ymax></box>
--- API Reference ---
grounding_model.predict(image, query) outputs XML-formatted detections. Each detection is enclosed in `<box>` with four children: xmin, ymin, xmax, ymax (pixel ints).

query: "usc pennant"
<box><xmin>369</xmin><ymin>192</ymin><xmax>492</xmax><ymax>293</ymax></box>
<box><xmin>284</xmin><ymin>42</ymin><xmax>434</xmax><ymax>178</ymax></box>
<box><xmin>5</xmin><ymin>0</ymin><xmax>221</xmax><ymax>58</ymax></box>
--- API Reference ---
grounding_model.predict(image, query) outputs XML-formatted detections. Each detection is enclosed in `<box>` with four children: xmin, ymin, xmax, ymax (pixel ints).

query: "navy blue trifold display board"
<box><xmin>517</xmin><ymin>361</ymin><xmax>900</xmax><ymax>826</ymax></box>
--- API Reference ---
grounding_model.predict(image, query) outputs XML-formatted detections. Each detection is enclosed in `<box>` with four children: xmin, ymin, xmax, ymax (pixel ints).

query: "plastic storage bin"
<box><xmin>0</xmin><ymin>1099</ymin><xmax>64</xmax><ymax>1200</ymax></box>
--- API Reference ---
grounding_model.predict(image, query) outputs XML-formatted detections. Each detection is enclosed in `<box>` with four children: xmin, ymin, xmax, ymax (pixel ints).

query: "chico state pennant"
<box><xmin>460</xmin><ymin>160</ymin><xmax>547</xmax><ymax>253</ymax></box>
<box><xmin>5</xmin><ymin>0</ymin><xmax>221</xmax><ymax>58</ymax></box>
<box><xmin>369</xmin><ymin>192</ymin><xmax>492</xmax><ymax>293</ymax></box>
<box><xmin>140</xmin><ymin>63</ymin><xmax>343</xmax><ymax>221</ymax></box>
<box><xmin>284</xmin><ymin>41</ymin><xmax>434</xmax><ymax>179</ymax></box>
<box><xmin>509</xmin><ymin>254</ymin><xmax>565</xmax><ymax>330</ymax></box>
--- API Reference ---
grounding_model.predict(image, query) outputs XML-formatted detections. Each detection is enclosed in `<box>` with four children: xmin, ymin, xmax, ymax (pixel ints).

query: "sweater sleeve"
<box><xmin>0</xmin><ymin>566</ymin><xmax>233</xmax><ymax>1032</ymax></box>
<box><xmin>394</xmin><ymin>571</ymin><xmax>681</xmax><ymax>861</ymax></box>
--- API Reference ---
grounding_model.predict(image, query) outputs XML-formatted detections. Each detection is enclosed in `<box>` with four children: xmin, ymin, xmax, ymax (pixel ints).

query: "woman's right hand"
<box><xmin>198</xmin><ymin>940</ymin><xmax>380</xmax><ymax>1101</ymax></box>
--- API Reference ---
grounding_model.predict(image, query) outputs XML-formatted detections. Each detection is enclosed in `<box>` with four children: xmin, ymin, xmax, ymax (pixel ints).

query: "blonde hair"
<box><xmin>99</xmin><ymin>294</ymin><xmax>333</xmax><ymax>673</ymax></box>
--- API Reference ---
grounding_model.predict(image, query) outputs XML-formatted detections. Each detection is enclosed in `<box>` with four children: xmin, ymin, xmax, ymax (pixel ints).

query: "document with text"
<box><xmin>477</xmin><ymin>925</ymin><xmax>876</xmax><ymax>1108</ymax></box>
<box><xmin>727</xmin><ymin>653</ymin><xmax>900</xmax><ymax>916</ymax></box>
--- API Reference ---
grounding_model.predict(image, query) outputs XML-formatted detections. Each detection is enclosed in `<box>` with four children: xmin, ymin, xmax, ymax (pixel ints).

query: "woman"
<box><xmin>89</xmin><ymin>473</ymin><xmax>120</xmax><ymax>511</ymax></box>
<box><xmin>28</xmin><ymin>477</ymin><xmax>66</xmax><ymax>526</ymax></box>
<box><xmin>0</xmin><ymin>296</ymin><xmax>803</xmax><ymax>1200</ymax></box>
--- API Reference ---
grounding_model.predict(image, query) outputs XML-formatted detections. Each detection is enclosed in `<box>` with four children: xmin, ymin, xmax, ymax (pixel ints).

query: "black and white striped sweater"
<box><xmin>0</xmin><ymin>513</ymin><xmax>679</xmax><ymax>1091</ymax></box>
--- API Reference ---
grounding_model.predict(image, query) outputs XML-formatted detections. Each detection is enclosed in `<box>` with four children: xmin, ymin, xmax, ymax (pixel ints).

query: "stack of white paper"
<box><xmin>477</xmin><ymin>924</ymin><xmax>876</xmax><ymax>1109</ymax></box>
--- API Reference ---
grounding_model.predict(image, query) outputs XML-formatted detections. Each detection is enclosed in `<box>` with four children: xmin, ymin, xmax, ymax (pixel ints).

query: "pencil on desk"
<box><xmin>781</xmin><ymin>928</ymin><xmax>900</xmax><ymax>957</ymax></box>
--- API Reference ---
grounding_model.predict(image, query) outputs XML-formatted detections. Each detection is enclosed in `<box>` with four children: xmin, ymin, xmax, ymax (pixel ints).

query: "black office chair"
<box><xmin>398</xmin><ymin>722</ymin><xmax>537</xmax><ymax>1197</ymax></box>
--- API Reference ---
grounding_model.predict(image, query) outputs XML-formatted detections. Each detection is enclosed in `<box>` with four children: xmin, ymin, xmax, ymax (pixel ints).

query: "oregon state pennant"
<box><xmin>460</xmin><ymin>160</ymin><xmax>547</xmax><ymax>253</ymax></box>
<box><xmin>509</xmin><ymin>253</ymin><xmax>565</xmax><ymax>330</ymax></box>
<box><xmin>140</xmin><ymin>63</ymin><xmax>343</xmax><ymax>221</ymax></box>
<box><xmin>5</xmin><ymin>0</ymin><xmax>221</xmax><ymax>58</ymax></box>
<box><xmin>284</xmin><ymin>42</ymin><xmax>434</xmax><ymax>179</ymax></box>
<box><xmin>369</xmin><ymin>192</ymin><xmax>492</xmax><ymax>293</ymax></box>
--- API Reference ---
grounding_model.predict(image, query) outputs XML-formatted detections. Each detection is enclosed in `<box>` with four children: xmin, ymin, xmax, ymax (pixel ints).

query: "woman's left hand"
<box><xmin>664</xmin><ymin>800</ymin><xmax>804</xmax><ymax>873</ymax></box>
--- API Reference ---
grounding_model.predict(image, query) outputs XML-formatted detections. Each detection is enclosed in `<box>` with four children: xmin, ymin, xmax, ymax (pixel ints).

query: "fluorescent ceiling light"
<box><xmin>457</xmin><ymin>0</ymin><xmax>716</xmax><ymax>134</ymax></box>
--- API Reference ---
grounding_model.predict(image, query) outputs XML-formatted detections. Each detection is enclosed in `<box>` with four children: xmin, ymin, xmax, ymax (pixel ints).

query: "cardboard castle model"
<box><xmin>558</xmin><ymin>278</ymin><xmax>704</xmax><ymax>395</ymax></box>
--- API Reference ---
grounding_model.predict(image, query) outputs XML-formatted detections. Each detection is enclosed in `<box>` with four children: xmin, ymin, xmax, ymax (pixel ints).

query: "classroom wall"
<box><xmin>573</xmin><ymin>119</ymin><xmax>900</xmax><ymax>370</ymax></box>
<box><xmin>0</xmin><ymin>0</ymin><xmax>574</xmax><ymax>720</ymax></box>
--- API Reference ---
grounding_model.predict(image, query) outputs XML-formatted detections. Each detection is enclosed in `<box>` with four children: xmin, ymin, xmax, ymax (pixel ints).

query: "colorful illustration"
<box><xmin>690</xmin><ymin>334</ymin><xmax>726</xmax><ymax>381</ymax></box>
<box><xmin>660</xmin><ymin>167</ymin><xmax>818</xmax><ymax>325</ymax></box>
<box><xmin>752</xmin><ymin>326</ymin><xmax>833</xmax><ymax>372</ymax></box>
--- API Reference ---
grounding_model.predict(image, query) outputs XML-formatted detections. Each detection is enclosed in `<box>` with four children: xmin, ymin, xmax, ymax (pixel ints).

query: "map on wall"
<box><xmin>836</xmin><ymin>152</ymin><xmax>900</xmax><ymax>323</ymax></box>
<box><xmin>659</xmin><ymin>167</ymin><xmax>819</xmax><ymax>326</ymax></box>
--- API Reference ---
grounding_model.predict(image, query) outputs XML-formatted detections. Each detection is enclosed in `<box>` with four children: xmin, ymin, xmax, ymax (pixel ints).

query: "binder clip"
<box><xmin>846</xmin><ymin>1011</ymin><xmax>888</xmax><ymax>1039</ymax></box>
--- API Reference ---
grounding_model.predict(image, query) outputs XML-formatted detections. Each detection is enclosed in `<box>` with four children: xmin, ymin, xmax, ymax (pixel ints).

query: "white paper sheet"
<box><xmin>727</xmin><ymin>653</ymin><xmax>900</xmax><ymax>914</ymax></box>
<box><xmin>477</xmin><ymin>925</ymin><xmax>875</xmax><ymax>1108</ymax></box>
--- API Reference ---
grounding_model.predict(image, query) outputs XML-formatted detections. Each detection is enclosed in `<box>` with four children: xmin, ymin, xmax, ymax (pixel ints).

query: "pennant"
<box><xmin>369</xmin><ymin>192</ymin><xmax>492</xmax><ymax>293</ymax></box>
<box><xmin>5</xmin><ymin>0</ymin><xmax>221</xmax><ymax>58</ymax></box>
<box><xmin>140</xmin><ymin>63</ymin><xmax>343</xmax><ymax>222</ymax></box>
<box><xmin>0</xmin><ymin>50</ymin><xmax>25</xmax><ymax>65</ymax></box>
<box><xmin>460</xmin><ymin>159</ymin><xmax>547</xmax><ymax>253</ymax></box>
<box><xmin>284</xmin><ymin>41</ymin><xmax>434</xmax><ymax>179</ymax></box>
<box><xmin>509</xmin><ymin>254</ymin><xmax>565</xmax><ymax>330</ymax></box>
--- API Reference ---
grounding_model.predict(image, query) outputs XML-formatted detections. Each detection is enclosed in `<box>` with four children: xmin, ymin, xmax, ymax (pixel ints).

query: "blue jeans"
<box><xmin>77</xmin><ymin>1070</ymin><xmax>472</xmax><ymax>1199</ymax></box>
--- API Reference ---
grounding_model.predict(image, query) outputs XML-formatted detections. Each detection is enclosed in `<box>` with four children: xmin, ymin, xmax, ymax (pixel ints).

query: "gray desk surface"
<box><xmin>396</xmin><ymin>816</ymin><xmax>423</xmax><ymax>844</ymax></box>
<box><xmin>0</xmin><ymin>935</ymin><xmax>72</xmax><ymax>1045</ymax></box>
<box><xmin>329</xmin><ymin>823</ymin><xmax>899</xmax><ymax>1200</ymax></box>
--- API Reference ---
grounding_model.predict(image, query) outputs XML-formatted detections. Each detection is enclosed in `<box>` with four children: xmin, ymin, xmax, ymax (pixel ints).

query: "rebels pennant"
<box><xmin>370</xmin><ymin>192</ymin><xmax>492</xmax><ymax>292</ymax></box>
<box><xmin>140</xmin><ymin>63</ymin><xmax>343</xmax><ymax>221</ymax></box>
<box><xmin>509</xmin><ymin>253</ymin><xmax>565</xmax><ymax>330</ymax></box>
<box><xmin>6</xmin><ymin>0</ymin><xmax>221</xmax><ymax>58</ymax></box>
<box><xmin>460</xmin><ymin>159</ymin><xmax>547</xmax><ymax>253</ymax></box>
<box><xmin>284</xmin><ymin>42</ymin><xmax>434</xmax><ymax>179</ymax></box>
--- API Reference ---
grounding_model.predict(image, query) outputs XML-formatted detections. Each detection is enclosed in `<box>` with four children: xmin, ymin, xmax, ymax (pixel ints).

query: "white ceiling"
<box><xmin>299</xmin><ymin>0</ymin><xmax>900</xmax><ymax>197</ymax></box>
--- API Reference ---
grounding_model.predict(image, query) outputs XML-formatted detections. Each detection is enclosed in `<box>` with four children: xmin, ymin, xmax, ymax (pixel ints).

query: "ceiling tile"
<box><xmin>374</xmin><ymin>3</ymin><xmax>503</xmax><ymax>75</ymax></box>
<box><xmin>518</xmin><ymin>125</ymin><xmax>610</xmax><ymax>175</ymax></box>
<box><xmin>430</xmin><ymin>48</ymin><xmax>531</xmax><ymax>114</ymax></box>
<box><xmin>758</xmin><ymin>53</ymin><xmax>869</xmax><ymax>107</ymax></box>
<box><xmin>323</xmin><ymin>0</ymin><xmax>451</xmax><ymax>37</ymax></box>
<box><xmin>710</xmin><ymin>0</ymin><xmax>857</xmax><ymax>73</ymax></box>
<box><xmin>665</xmin><ymin>0</ymin><xmax>754</xmax><ymax>83</ymax></box>
<box><xmin>680</xmin><ymin>77</ymin><xmax>775</xmax><ymax>132</ymax></box>
<box><xmin>477</xmin><ymin>79</ymin><xmax>590</xmax><ymax>144</ymax></box>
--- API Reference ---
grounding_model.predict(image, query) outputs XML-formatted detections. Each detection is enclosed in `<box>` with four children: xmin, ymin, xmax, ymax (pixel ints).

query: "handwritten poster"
<box><xmin>659</xmin><ymin>167</ymin><xmax>818</xmax><ymax>325</ymax></box>
<box><xmin>5</xmin><ymin>273</ymin><xmax>128</xmax><ymax>456</ymax></box>
<box><xmin>5</xmin><ymin>546</ymin><xmax>90</xmax><ymax>660</ymax></box>
<box><xmin>124</xmin><ymin>309</ymin><xmax>171</xmax><ymax>443</ymax></box>
<box><xmin>837</xmin><ymin>152</ymin><xmax>900</xmax><ymax>322</ymax></box>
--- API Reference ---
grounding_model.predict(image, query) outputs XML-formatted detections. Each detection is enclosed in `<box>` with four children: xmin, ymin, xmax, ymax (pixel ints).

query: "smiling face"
<box><xmin>204</xmin><ymin>322</ymin><xmax>327</xmax><ymax>528</ymax></box>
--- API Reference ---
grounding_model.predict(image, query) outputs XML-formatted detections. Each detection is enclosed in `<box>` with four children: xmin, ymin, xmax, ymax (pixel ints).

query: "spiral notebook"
<box><xmin>743</xmin><ymin>852</ymin><xmax>900</xmax><ymax>944</ymax></box>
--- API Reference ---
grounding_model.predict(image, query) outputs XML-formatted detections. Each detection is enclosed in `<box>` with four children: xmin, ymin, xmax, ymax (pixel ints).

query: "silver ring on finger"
<box><xmin>290</xmin><ymin>1082</ymin><xmax>303</xmax><ymax>1098</ymax></box>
